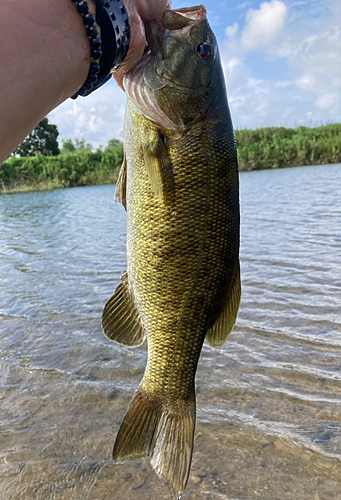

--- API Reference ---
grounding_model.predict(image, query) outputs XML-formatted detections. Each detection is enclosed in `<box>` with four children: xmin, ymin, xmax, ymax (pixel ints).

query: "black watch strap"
<box><xmin>71</xmin><ymin>0</ymin><xmax>130</xmax><ymax>99</ymax></box>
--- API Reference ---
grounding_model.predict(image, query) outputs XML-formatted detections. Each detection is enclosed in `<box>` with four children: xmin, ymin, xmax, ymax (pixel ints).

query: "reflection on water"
<box><xmin>1</xmin><ymin>165</ymin><xmax>341</xmax><ymax>500</ymax></box>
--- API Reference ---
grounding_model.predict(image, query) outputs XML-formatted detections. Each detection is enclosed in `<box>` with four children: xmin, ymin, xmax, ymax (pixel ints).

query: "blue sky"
<box><xmin>50</xmin><ymin>0</ymin><xmax>341</xmax><ymax>147</ymax></box>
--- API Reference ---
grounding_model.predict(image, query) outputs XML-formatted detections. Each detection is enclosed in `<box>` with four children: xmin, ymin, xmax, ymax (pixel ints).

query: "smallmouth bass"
<box><xmin>102</xmin><ymin>5</ymin><xmax>240</xmax><ymax>498</ymax></box>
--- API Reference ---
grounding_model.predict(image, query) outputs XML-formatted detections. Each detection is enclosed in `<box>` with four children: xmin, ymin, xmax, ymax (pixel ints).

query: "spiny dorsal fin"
<box><xmin>205</xmin><ymin>260</ymin><xmax>241</xmax><ymax>348</ymax></box>
<box><xmin>115</xmin><ymin>153</ymin><xmax>127</xmax><ymax>210</ymax></box>
<box><xmin>101</xmin><ymin>271</ymin><xmax>145</xmax><ymax>347</ymax></box>
<box><xmin>142</xmin><ymin>130</ymin><xmax>175</xmax><ymax>205</ymax></box>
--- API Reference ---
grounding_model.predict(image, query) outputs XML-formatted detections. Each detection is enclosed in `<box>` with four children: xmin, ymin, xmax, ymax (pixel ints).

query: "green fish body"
<box><xmin>102</xmin><ymin>5</ymin><xmax>240</xmax><ymax>497</ymax></box>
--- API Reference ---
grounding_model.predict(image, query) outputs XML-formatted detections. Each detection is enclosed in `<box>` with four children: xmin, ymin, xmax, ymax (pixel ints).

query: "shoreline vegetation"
<box><xmin>1</xmin><ymin>124</ymin><xmax>340</xmax><ymax>194</ymax></box>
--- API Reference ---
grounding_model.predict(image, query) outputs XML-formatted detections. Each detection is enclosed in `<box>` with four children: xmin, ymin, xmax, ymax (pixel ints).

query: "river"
<box><xmin>0</xmin><ymin>163</ymin><xmax>340</xmax><ymax>500</ymax></box>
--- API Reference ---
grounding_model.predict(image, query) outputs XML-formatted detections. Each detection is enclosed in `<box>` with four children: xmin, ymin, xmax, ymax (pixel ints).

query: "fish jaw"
<box><xmin>123</xmin><ymin>6</ymin><xmax>221</xmax><ymax>134</ymax></box>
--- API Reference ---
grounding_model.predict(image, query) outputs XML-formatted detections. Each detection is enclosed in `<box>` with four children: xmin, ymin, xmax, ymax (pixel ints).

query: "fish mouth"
<box><xmin>123</xmin><ymin>6</ymin><xmax>211</xmax><ymax>131</ymax></box>
<box><xmin>144</xmin><ymin>5</ymin><xmax>207</xmax><ymax>53</ymax></box>
<box><xmin>165</xmin><ymin>5</ymin><xmax>207</xmax><ymax>24</ymax></box>
<box><xmin>142</xmin><ymin>6</ymin><xmax>211</xmax><ymax>91</ymax></box>
<box><xmin>144</xmin><ymin>20</ymin><xmax>164</xmax><ymax>58</ymax></box>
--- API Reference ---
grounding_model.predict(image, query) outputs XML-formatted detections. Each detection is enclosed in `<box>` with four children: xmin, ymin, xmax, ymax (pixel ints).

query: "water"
<box><xmin>0</xmin><ymin>164</ymin><xmax>340</xmax><ymax>500</ymax></box>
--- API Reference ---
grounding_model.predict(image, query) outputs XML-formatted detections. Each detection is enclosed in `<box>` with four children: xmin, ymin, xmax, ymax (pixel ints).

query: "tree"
<box><xmin>15</xmin><ymin>117</ymin><xmax>60</xmax><ymax>157</ymax></box>
<box><xmin>60</xmin><ymin>139</ymin><xmax>76</xmax><ymax>154</ymax></box>
<box><xmin>101</xmin><ymin>138</ymin><xmax>123</xmax><ymax>170</ymax></box>
<box><xmin>60</xmin><ymin>138</ymin><xmax>93</xmax><ymax>154</ymax></box>
<box><xmin>74</xmin><ymin>138</ymin><xmax>92</xmax><ymax>151</ymax></box>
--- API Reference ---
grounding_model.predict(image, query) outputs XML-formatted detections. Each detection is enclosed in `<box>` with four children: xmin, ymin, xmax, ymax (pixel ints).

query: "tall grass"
<box><xmin>1</xmin><ymin>124</ymin><xmax>340</xmax><ymax>193</ymax></box>
<box><xmin>0</xmin><ymin>140</ymin><xmax>123</xmax><ymax>193</ymax></box>
<box><xmin>235</xmin><ymin>124</ymin><xmax>341</xmax><ymax>171</ymax></box>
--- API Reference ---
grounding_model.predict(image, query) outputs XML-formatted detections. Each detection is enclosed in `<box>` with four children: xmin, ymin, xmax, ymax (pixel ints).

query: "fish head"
<box><xmin>123</xmin><ymin>5</ymin><xmax>223</xmax><ymax>132</ymax></box>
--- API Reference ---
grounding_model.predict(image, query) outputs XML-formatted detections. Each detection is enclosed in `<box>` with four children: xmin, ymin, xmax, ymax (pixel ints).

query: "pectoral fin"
<box><xmin>102</xmin><ymin>271</ymin><xmax>145</xmax><ymax>347</ymax></box>
<box><xmin>115</xmin><ymin>154</ymin><xmax>127</xmax><ymax>210</ymax></box>
<box><xmin>206</xmin><ymin>261</ymin><xmax>241</xmax><ymax>348</ymax></box>
<box><xmin>142</xmin><ymin>131</ymin><xmax>175</xmax><ymax>205</ymax></box>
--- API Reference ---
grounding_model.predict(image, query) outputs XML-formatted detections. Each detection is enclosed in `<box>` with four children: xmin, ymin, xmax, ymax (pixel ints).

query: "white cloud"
<box><xmin>280</xmin><ymin>21</ymin><xmax>341</xmax><ymax>111</ymax></box>
<box><xmin>222</xmin><ymin>56</ymin><xmax>249</xmax><ymax>92</ymax></box>
<box><xmin>241</xmin><ymin>0</ymin><xmax>288</xmax><ymax>51</ymax></box>
<box><xmin>316</xmin><ymin>93</ymin><xmax>339</xmax><ymax>110</ymax></box>
<box><xmin>49</xmin><ymin>80</ymin><xmax>126</xmax><ymax>148</ymax></box>
<box><xmin>331</xmin><ymin>78</ymin><xmax>341</xmax><ymax>90</ymax></box>
<box><xmin>228</xmin><ymin>77</ymin><xmax>324</xmax><ymax>130</ymax></box>
<box><xmin>49</xmin><ymin>0</ymin><xmax>341</xmax><ymax>144</ymax></box>
<box><xmin>225</xmin><ymin>23</ymin><xmax>239</xmax><ymax>38</ymax></box>
<box><xmin>295</xmin><ymin>73</ymin><xmax>316</xmax><ymax>93</ymax></box>
<box><xmin>236</xmin><ymin>2</ymin><xmax>253</xmax><ymax>10</ymax></box>
<box><xmin>221</xmin><ymin>0</ymin><xmax>341</xmax><ymax>129</ymax></box>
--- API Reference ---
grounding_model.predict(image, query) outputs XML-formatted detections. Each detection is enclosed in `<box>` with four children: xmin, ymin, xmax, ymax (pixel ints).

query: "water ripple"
<box><xmin>1</xmin><ymin>166</ymin><xmax>341</xmax><ymax>499</ymax></box>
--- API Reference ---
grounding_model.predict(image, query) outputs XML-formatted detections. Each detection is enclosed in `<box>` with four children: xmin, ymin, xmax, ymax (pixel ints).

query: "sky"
<box><xmin>49</xmin><ymin>0</ymin><xmax>341</xmax><ymax>148</ymax></box>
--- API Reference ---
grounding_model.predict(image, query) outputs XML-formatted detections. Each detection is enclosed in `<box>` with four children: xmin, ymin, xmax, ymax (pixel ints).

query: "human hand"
<box><xmin>113</xmin><ymin>0</ymin><xmax>171</xmax><ymax>89</ymax></box>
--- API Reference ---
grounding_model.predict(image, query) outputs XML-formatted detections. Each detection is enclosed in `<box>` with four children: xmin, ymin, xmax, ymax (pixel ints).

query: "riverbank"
<box><xmin>236</xmin><ymin>123</ymin><xmax>341</xmax><ymax>171</ymax></box>
<box><xmin>0</xmin><ymin>174</ymin><xmax>119</xmax><ymax>195</ymax></box>
<box><xmin>0</xmin><ymin>140</ymin><xmax>122</xmax><ymax>194</ymax></box>
<box><xmin>1</xmin><ymin>124</ymin><xmax>340</xmax><ymax>194</ymax></box>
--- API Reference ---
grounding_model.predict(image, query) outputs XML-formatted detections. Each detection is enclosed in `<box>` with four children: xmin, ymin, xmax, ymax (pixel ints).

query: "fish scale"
<box><xmin>125</xmin><ymin>102</ymin><xmax>237</xmax><ymax>402</ymax></box>
<box><xmin>102</xmin><ymin>5</ymin><xmax>240</xmax><ymax>497</ymax></box>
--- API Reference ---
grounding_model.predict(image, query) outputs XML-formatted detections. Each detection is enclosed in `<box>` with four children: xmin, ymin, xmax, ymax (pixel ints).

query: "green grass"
<box><xmin>1</xmin><ymin>124</ymin><xmax>340</xmax><ymax>194</ymax></box>
<box><xmin>1</xmin><ymin>141</ymin><xmax>123</xmax><ymax>194</ymax></box>
<box><xmin>235</xmin><ymin>123</ymin><xmax>341</xmax><ymax>171</ymax></box>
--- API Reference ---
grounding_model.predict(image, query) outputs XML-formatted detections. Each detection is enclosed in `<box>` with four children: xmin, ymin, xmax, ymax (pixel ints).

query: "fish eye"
<box><xmin>196</xmin><ymin>42</ymin><xmax>213</xmax><ymax>60</ymax></box>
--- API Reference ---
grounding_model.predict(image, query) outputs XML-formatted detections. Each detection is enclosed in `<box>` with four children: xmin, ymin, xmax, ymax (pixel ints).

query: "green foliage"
<box><xmin>1</xmin><ymin>124</ymin><xmax>340</xmax><ymax>193</ymax></box>
<box><xmin>1</xmin><ymin>138</ymin><xmax>123</xmax><ymax>193</ymax></box>
<box><xmin>60</xmin><ymin>138</ymin><xmax>93</xmax><ymax>154</ymax></box>
<box><xmin>60</xmin><ymin>139</ymin><xmax>76</xmax><ymax>154</ymax></box>
<box><xmin>101</xmin><ymin>139</ymin><xmax>123</xmax><ymax>171</ymax></box>
<box><xmin>235</xmin><ymin>123</ymin><xmax>341</xmax><ymax>171</ymax></box>
<box><xmin>14</xmin><ymin>118</ymin><xmax>60</xmax><ymax>157</ymax></box>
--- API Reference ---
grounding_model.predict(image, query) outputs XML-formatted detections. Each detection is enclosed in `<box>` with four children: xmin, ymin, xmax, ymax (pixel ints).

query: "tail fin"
<box><xmin>113</xmin><ymin>386</ymin><xmax>196</xmax><ymax>498</ymax></box>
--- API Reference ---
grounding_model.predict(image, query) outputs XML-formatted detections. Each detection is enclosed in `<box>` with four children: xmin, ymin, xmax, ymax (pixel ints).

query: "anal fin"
<box><xmin>206</xmin><ymin>260</ymin><xmax>241</xmax><ymax>348</ymax></box>
<box><xmin>101</xmin><ymin>271</ymin><xmax>145</xmax><ymax>347</ymax></box>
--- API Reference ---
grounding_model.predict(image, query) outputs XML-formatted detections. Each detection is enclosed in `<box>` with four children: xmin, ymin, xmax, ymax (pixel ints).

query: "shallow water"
<box><xmin>1</xmin><ymin>164</ymin><xmax>340</xmax><ymax>500</ymax></box>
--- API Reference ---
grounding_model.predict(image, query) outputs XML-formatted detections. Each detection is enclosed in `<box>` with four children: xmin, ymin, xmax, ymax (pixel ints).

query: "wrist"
<box><xmin>71</xmin><ymin>0</ymin><xmax>130</xmax><ymax>99</ymax></box>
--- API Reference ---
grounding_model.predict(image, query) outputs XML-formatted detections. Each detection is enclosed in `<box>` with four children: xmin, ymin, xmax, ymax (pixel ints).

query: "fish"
<box><xmin>102</xmin><ymin>4</ymin><xmax>241</xmax><ymax>498</ymax></box>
